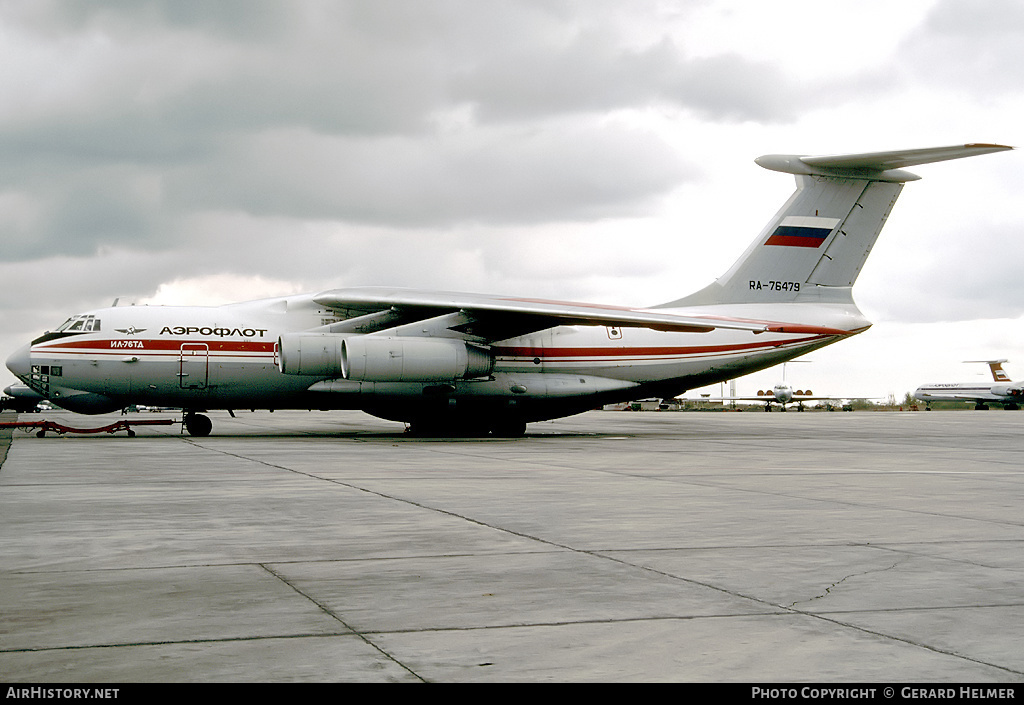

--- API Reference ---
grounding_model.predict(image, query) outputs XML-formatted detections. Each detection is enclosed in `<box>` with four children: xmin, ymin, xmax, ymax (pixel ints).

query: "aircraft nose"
<box><xmin>6</xmin><ymin>343</ymin><xmax>31</xmax><ymax>380</ymax></box>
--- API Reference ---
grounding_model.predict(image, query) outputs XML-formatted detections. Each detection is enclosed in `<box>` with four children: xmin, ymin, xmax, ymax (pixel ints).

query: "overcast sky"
<box><xmin>2</xmin><ymin>0</ymin><xmax>1023</xmax><ymax>402</ymax></box>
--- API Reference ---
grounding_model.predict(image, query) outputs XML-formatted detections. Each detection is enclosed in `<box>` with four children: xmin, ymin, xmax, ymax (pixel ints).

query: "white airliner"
<box><xmin>685</xmin><ymin>383</ymin><xmax>835</xmax><ymax>412</ymax></box>
<box><xmin>914</xmin><ymin>360</ymin><xmax>1024</xmax><ymax>410</ymax></box>
<box><xmin>5</xmin><ymin>144</ymin><xmax>1011</xmax><ymax>436</ymax></box>
<box><xmin>679</xmin><ymin>361</ymin><xmax>841</xmax><ymax>411</ymax></box>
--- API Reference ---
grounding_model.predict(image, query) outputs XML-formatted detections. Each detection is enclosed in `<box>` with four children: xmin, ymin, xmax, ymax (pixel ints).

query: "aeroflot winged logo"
<box><xmin>765</xmin><ymin>216</ymin><xmax>840</xmax><ymax>248</ymax></box>
<box><xmin>114</xmin><ymin>326</ymin><xmax>146</xmax><ymax>335</ymax></box>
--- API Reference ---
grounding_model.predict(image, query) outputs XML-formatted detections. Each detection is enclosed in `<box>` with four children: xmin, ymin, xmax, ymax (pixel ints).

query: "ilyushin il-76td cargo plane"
<box><xmin>5</xmin><ymin>144</ymin><xmax>1012</xmax><ymax>436</ymax></box>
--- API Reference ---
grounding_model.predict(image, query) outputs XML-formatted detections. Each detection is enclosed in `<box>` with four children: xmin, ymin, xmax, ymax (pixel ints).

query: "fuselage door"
<box><xmin>178</xmin><ymin>343</ymin><xmax>209</xmax><ymax>389</ymax></box>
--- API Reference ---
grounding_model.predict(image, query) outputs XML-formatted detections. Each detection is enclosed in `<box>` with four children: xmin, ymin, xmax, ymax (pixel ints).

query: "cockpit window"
<box><xmin>56</xmin><ymin>315</ymin><xmax>100</xmax><ymax>333</ymax></box>
<box><xmin>34</xmin><ymin>315</ymin><xmax>102</xmax><ymax>345</ymax></box>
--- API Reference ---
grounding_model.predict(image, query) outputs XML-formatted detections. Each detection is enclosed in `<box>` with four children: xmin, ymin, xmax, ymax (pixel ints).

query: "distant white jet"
<box><xmin>915</xmin><ymin>360</ymin><xmax>1024</xmax><ymax>410</ymax></box>
<box><xmin>688</xmin><ymin>383</ymin><xmax>832</xmax><ymax>411</ymax></box>
<box><xmin>679</xmin><ymin>374</ymin><xmax>853</xmax><ymax>411</ymax></box>
<box><xmin>5</xmin><ymin>144</ymin><xmax>1012</xmax><ymax>436</ymax></box>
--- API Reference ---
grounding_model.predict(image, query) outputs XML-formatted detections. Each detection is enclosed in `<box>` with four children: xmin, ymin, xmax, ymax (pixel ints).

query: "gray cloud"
<box><xmin>3</xmin><ymin>0</ymin><xmax>295</xmax><ymax>40</ymax></box>
<box><xmin>452</xmin><ymin>31</ymin><xmax>806</xmax><ymax>124</ymax></box>
<box><xmin>2</xmin><ymin>0</ymin><xmax>728</xmax><ymax>260</ymax></box>
<box><xmin>165</xmin><ymin>121</ymin><xmax>693</xmax><ymax>226</ymax></box>
<box><xmin>900</xmin><ymin>0</ymin><xmax>1024</xmax><ymax>96</ymax></box>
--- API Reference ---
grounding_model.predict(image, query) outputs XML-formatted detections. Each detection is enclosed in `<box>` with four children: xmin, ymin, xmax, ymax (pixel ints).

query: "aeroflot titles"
<box><xmin>159</xmin><ymin>326</ymin><xmax>269</xmax><ymax>337</ymax></box>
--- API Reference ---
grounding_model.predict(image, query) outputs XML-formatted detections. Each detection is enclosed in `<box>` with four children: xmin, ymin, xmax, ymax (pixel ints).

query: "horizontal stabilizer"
<box><xmin>756</xmin><ymin>143</ymin><xmax>1012</xmax><ymax>182</ymax></box>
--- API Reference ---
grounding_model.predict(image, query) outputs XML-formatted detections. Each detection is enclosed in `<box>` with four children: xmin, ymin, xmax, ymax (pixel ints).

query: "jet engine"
<box><xmin>990</xmin><ymin>384</ymin><xmax>1024</xmax><ymax>398</ymax></box>
<box><xmin>277</xmin><ymin>333</ymin><xmax>346</xmax><ymax>376</ymax></box>
<box><xmin>341</xmin><ymin>336</ymin><xmax>493</xmax><ymax>382</ymax></box>
<box><xmin>278</xmin><ymin>333</ymin><xmax>493</xmax><ymax>382</ymax></box>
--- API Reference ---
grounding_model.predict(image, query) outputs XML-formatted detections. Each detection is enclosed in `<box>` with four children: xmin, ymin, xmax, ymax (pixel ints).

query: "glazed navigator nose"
<box><xmin>6</xmin><ymin>343</ymin><xmax>31</xmax><ymax>380</ymax></box>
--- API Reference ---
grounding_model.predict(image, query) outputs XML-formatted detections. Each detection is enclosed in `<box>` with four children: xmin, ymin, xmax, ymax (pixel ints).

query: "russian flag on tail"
<box><xmin>765</xmin><ymin>216</ymin><xmax>840</xmax><ymax>248</ymax></box>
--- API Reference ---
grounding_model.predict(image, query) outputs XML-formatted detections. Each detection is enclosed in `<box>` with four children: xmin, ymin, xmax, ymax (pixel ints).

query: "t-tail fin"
<box><xmin>967</xmin><ymin>359</ymin><xmax>1012</xmax><ymax>382</ymax></box>
<box><xmin>661</xmin><ymin>144</ymin><xmax>1012</xmax><ymax>308</ymax></box>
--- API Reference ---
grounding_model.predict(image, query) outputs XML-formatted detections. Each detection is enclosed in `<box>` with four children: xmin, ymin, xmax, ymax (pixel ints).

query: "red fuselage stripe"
<box><xmin>37</xmin><ymin>339</ymin><xmax>275</xmax><ymax>354</ymax></box>
<box><xmin>494</xmin><ymin>334</ymin><xmax>829</xmax><ymax>359</ymax></box>
<box><xmin>34</xmin><ymin>333</ymin><xmax>832</xmax><ymax>361</ymax></box>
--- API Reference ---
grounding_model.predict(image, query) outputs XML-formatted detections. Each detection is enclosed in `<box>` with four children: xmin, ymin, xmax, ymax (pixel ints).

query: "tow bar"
<box><xmin>0</xmin><ymin>418</ymin><xmax>176</xmax><ymax>438</ymax></box>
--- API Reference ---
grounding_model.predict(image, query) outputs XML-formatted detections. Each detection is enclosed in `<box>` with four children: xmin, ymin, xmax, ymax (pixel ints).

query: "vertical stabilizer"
<box><xmin>967</xmin><ymin>359</ymin><xmax>1011</xmax><ymax>382</ymax></box>
<box><xmin>660</xmin><ymin>144</ymin><xmax>1012</xmax><ymax>308</ymax></box>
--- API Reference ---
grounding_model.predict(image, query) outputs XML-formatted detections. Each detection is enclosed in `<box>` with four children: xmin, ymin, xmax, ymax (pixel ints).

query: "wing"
<box><xmin>312</xmin><ymin>287</ymin><xmax>849</xmax><ymax>341</ymax></box>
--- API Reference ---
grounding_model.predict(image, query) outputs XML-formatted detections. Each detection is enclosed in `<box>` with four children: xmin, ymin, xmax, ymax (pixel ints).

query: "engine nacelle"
<box><xmin>342</xmin><ymin>336</ymin><xmax>493</xmax><ymax>382</ymax></box>
<box><xmin>991</xmin><ymin>384</ymin><xmax>1024</xmax><ymax>398</ymax></box>
<box><xmin>277</xmin><ymin>333</ymin><xmax>346</xmax><ymax>376</ymax></box>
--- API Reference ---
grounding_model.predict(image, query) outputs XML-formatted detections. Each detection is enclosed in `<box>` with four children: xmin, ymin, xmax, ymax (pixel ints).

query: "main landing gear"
<box><xmin>183</xmin><ymin>412</ymin><xmax>212</xmax><ymax>437</ymax></box>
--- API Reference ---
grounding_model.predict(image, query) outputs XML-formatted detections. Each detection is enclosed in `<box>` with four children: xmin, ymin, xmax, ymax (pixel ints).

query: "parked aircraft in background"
<box><xmin>5</xmin><ymin>144</ymin><xmax>1011</xmax><ymax>436</ymax></box>
<box><xmin>915</xmin><ymin>360</ymin><xmax>1024</xmax><ymax>410</ymax></box>
<box><xmin>728</xmin><ymin>383</ymin><xmax>828</xmax><ymax>411</ymax></box>
<box><xmin>679</xmin><ymin>381</ymin><xmax>849</xmax><ymax>411</ymax></box>
<box><xmin>678</xmin><ymin>361</ymin><xmax>841</xmax><ymax>411</ymax></box>
<box><xmin>753</xmin><ymin>383</ymin><xmax>821</xmax><ymax>411</ymax></box>
<box><xmin>0</xmin><ymin>385</ymin><xmax>46</xmax><ymax>413</ymax></box>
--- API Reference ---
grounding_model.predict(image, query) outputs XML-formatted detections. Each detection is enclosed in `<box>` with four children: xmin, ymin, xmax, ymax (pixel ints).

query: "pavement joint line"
<box><xmin>182</xmin><ymin>431</ymin><xmax>1024</xmax><ymax>533</ymax></box>
<box><xmin>258</xmin><ymin>562</ymin><xmax>427</xmax><ymax>683</ymax></box>
<box><xmin>6</xmin><ymin>411</ymin><xmax>1021</xmax><ymax>680</ymax></box>
<box><xmin>6</xmin><ymin>607</ymin><xmax>1021</xmax><ymax>679</ymax></box>
<box><xmin>171</xmin><ymin>430</ymin><xmax>1024</xmax><ymax>678</ymax></box>
<box><xmin>602</xmin><ymin>544</ymin><xmax>1024</xmax><ymax>678</ymax></box>
<box><xmin>644</xmin><ymin>473</ymin><xmax>1024</xmax><ymax>530</ymax></box>
<box><xmin>803</xmin><ymin>611</ymin><xmax>1024</xmax><ymax>677</ymax></box>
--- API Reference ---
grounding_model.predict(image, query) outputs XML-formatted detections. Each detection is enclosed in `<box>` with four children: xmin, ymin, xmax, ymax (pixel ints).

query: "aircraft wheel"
<box><xmin>184</xmin><ymin>413</ymin><xmax>213</xmax><ymax>437</ymax></box>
